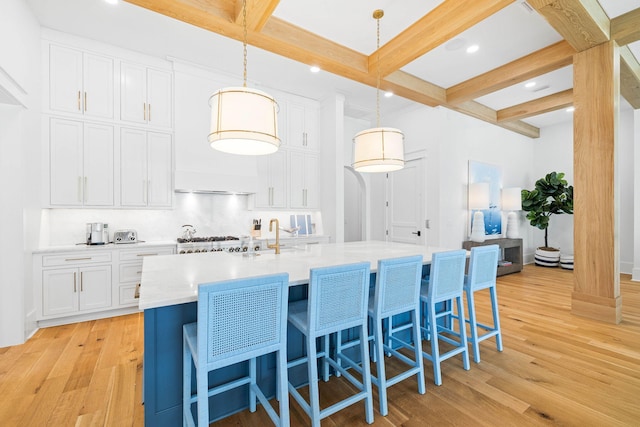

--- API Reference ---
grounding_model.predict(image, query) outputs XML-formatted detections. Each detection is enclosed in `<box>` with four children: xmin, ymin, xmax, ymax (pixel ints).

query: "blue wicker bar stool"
<box><xmin>464</xmin><ymin>244</ymin><xmax>503</xmax><ymax>363</ymax></box>
<box><xmin>287</xmin><ymin>262</ymin><xmax>374</xmax><ymax>427</ymax></box>
<box><xmin>182</xmin><ymin>273</ymin><xmax>290</xmax><ymax>427</ymax></box>
<box><xmin>367</xmin><ymin>255</ymin><xmax>426</xmax><ymax>416</ymax></box>
<box><xmin>420</xmin><ymin>249</ymin><xmax>470</xmax><ymax>385</ymax></box>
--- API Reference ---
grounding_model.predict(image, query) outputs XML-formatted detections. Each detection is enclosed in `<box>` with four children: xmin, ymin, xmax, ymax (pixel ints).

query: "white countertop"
<box><xmin>33</xmin><ymin>240</ymin><xmax>177</xmax><ymax>254</ymax></box>
<box><xmin>139</xmin><ymin>240</ymin><xmax>458</xmax><ymax>310</ymax></box>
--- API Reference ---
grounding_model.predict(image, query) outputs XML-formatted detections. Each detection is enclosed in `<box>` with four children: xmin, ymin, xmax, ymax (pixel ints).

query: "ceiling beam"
<box><xmin>446</xmin><ymin>40</ymin><xmax>575</xmax><ymax>105</ymax></box>
<box><xmin>235</xmin><ymin>0</ymin><xmax>280</xmax><ymax>32</ymax></box>
<box><xmin>369</xmin><ymin>0</ymin><xmax>514</xmax><ymax>77</ymax></box>
<box><xmin>620</xmin><ymin>46</ymin><xmax>640</xmax><ymax>109</ymax></box>
<box><xmin>497</xmin><ymin>88</ymin><xmax>573</xmax><ymax>122</ymax></box>
<box><xmin>123</xmin><ymin>0</ymin><xmax>539</xmax><ymax>138</ymax></box>
<box><xmin>611</xmin><ymin>8</ymin><xmax>640</xmax><ymax>46</ymax></box>
<box><xmin>528</xmin><ymin>0</ymin><xmax>610</xmax><ymax>51</ymax></box>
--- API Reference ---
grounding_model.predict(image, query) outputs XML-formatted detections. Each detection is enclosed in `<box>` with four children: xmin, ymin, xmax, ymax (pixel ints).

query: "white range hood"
<box><xmin>174</xmin><ymin>170</ymin><xmax>258</xmax><ymax>195</ymax></box>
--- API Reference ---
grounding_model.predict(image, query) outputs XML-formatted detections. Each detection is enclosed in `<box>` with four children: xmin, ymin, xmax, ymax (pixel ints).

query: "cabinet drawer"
<box><xmin>119</xmin><ymin>247</ymin><xmax>174</xmax><ymax>261</ymax></box>
<box><xmin>119</xmin><ymin>263</ymin><xmax>143</xmax><ymax>283</ymax></box>
<box><xmin>119</xmin><ymin>283</ymin><xmax>140</xmax><ymax>306</ymax></box>
<box><xmin>43</xmin><ymin>252</ymin><xmax>112</xmax><ymax>267</ymax></box>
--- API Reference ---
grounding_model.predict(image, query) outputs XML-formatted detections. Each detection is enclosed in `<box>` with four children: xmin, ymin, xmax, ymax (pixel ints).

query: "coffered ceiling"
<box><xmin>26</xmin><ymin>0</ymin><xmax>640</xmax><ymax>137</ymax></box>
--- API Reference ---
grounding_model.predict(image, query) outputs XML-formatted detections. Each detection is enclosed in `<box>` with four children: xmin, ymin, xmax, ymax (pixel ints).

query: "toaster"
<box><xmin>114</xmin><ymin>229</ymin><xmax>138</xmax><ymax>244</ymax></box>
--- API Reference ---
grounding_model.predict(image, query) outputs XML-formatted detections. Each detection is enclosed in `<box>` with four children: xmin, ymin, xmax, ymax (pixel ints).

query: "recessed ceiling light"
<box><xmin>445</xmin><ymin>38</ymin><xmax>466</xmax><ymax>51</ymax></box>
<box><xmin>466</xmin><ymin>44</ymin><xmax>479</xmax><ymax>54</ymax></box>
<box><xmin>566</xmin><ymin>106</ymin><xmax>575</xmax><ymax>113</ymax></box>
<box><xmin>384</xmin><ymin>91</ymin><xmax>393</xmax><ymax>98</ymax></box>
<box><xmin>104</xmin><ymin>0</ymin><xmax>119</xmax><ymax>4</ymax></box>
<box><xmin>525</xmin><ymin>81</ymin><xmax>536</xmax><ymax>88</ymax></box>
<box><xmin>309</xmin><ymin>65</ymin><xmax>320</xmax><ymax>73</ymax></box>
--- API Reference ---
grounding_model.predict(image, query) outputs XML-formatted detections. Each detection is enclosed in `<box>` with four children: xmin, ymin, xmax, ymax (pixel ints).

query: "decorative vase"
<box><xmin>560</xmin><ymin>254</ymin><xmax>574</xmax><ymax>270</ymax></box>
<box><xmin>534</xmin><ymin>247</ymin><xmax>560</xmax><ymax>267</ymax></box>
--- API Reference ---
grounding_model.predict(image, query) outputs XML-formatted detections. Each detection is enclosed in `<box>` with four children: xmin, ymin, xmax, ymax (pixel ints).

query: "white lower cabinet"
<box><xmin>42</xmin><ymin>265</ymin><xmax>112</xmax><ymax>317</ymax></box>
<box><xmin>35</xmin><ymin>244</ymin><xmax>176</xmax><ymax>325</ymax></box>
<box><xmin>117</xmin><ymin>246</ymin><xmax>175</xmax><ymax>307</ymax></box>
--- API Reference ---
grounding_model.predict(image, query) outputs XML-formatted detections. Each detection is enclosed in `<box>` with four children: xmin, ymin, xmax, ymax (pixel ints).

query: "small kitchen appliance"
<box><xmin>86</xmin><ymin>223</ymin><xmax>109</xmax><ymax>245</ymax></box>
<box><xmin>114</xmin><ymin>229</ymin><xmax>138</xmax><ymax>244</ymax></box>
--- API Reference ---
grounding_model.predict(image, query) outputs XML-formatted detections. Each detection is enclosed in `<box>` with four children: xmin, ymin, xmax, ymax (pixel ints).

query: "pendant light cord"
<box><xmin>242</xmin><ymin>0</ymin><xmax>248</xmax><ymax>87</ymax></box>
<box><xmin>376</xmin><ymin>13</ymin><xmax>381</xmax><ymax>128</ymax></box>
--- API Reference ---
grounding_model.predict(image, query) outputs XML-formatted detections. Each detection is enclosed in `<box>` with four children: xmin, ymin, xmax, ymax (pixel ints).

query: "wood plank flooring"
<box><xmin>1</xmin><ymin>265</ymin><xmax>639</xmax><ymax>426</ymax></box>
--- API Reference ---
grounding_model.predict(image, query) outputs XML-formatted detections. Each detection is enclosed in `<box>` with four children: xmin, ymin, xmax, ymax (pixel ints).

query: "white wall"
<box><xmin>365</xmin><ymin>105</ymin><xmax>535</xmax><ymax>253</ymax></box>
<box><xmin>633</xmin><ymin>109</ymin><xmax>640</xmax><ymax>281</ymax></box>
<box><xmin>0</xmin><ymin>0</ymin><xmax>41</xmax><ymax>347</ymax></box>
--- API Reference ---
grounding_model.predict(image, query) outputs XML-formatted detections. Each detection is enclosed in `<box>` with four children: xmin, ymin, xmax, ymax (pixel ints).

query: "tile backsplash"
<box><xmin>40</xmin><ymin>193</ymin><xmax>323</xmax><ymax>246</ymax></box>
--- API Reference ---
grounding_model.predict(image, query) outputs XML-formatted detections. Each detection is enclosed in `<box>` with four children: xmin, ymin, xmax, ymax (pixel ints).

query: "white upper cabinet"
<box><xmin>120</xmin><ymin>62</ymin><xmax>172</xmax><ymax>128</ymax></box>
<box><xmin>289</xmin><ymin>151</ymin><xmax>319</xmax><ymax>209</ymax></box>
<box><xmin>120</xmin><ymin>128</ymin><xmax>172</xmax><ymax>207</ymax></box>
<box><xmin>255</xmin><ymin>150</ymin><xmax>287</xmax><ymax>208</ymax></box>
<box><xmin>49</xmin><ymin>118</ymin><xmax>114</xmax><ymax>207</ymax></box>
<box><xmin>287</xmin><ymin>101</ymin><xmax>318</xmax><ymax>151</ymax></box>
<box><xmin>49</xmin><ymin>44</ymin><xmax>114</xmax><ymax>119</ymax></box>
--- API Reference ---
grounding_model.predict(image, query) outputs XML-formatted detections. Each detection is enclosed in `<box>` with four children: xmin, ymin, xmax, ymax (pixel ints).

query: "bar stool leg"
<box><xmin>466</xmin><ymin>289</ymin><xmax>481</xmax><ymax>363</ymax></box>
<box><xmin>373</xmin><ymin>316</ymin><xmax>388</xmax><ymax>416</ymax></box>
<box><xmin>277</xmin><ymin>349</ymin><xmax>290</xmax><ymax>427</ymax></box>
<box><xmin>490</xmin><ymin>286</ymin><xmax>504</xmax><ymax>352</ymax></box>
<box><xmin>456</xmin><ymin>295</ymin><xmax>471</xmax><ymax>371</ymax></box>
<box><xmin>249</xmin><ymin>357</ymin><xmax>257</xmax><ymax>412</ymax></box>
<box><xmin>411</xmin><ymin>309</ymin><xmax>426</xmax><ymax>395</ymax></box>
<box><xmin>307</xmin><ymin>336</ymin><xmax>321</xmax><ymax>427</ymax></box>
<box><xmin>427</xmin><ymin>304</ymin><xmax>442</xmax><ymax>386</ymax></box>
<box><xmin>360</xmin><ymin>322</ymin><xmax>375</xmax><ymax>424</ymax></box>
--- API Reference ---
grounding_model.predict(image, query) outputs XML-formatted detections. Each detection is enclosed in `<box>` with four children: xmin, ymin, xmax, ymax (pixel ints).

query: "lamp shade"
<box><xmin>352</xmin><ymin>127</ymin><xmax>404</xmax><ymax>173</ymax></box>
<box><xmin>208</xmin><ymin>87</ymin><xmax>280</xmax><ymax>155</ymax></box>
<box><xmin>468</xmin><ymin>182</ymin><xmax>490</xmax><ymax>210</ymax></box>
<box><xmin>502</xmin><ymin>187</ymin><xmax>522</xmax><ymax>211</ymax></box>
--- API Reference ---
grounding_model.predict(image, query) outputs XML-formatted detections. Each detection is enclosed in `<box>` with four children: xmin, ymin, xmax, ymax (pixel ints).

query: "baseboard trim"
<box><xmin>37</xmin><ymin>306</ymin><xmax>140</xmax><ymax>328</ymax></box>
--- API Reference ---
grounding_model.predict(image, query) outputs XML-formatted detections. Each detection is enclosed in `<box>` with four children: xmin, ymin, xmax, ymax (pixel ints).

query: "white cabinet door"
<box><xmin>49</xmin><ymin>45</ymin><xmax>83</xmax><ymax>115</ymax></box>
<box><xmin>121</xmin><ymin>63</ymin><xmax>172</xmax><ymax>128</ymax></box>
<box><xmin>147</xmin><ymin>69</ymin><xmax>172</xmax><ymax>128</ymax></box>
<box><xmin>83</xmin><ymin>53</ymin><xmax>114</xmax><ymax>119</ymax></box>
<box><xmin>78</xmin><ymin>266</ymin><xmax>112</xmax><ymax>311</ymax></box>
<box><xmin>289</xmin><ymin>151</ymin><xmax>305</xmax><ymax>208</ymax></box>
<box><xmin>255</xmin><ymin>150</ymin><xmax>287</xmax><ymax>208</ymax></box>
<box><xmin>120</xmin><ymin>62</ymin><xmax>147</xmax><ymax>124</ymax></box>
<box><xmin>83</xmin><ymin>123</ymin><xmax>114</xmax><ymax>206</ymax></box>
<box><xmin>50</xmin><ymin>118</ymin><xmax>83</xmax><ymax>206</ymax></box>
<box><xmin>289</xmin><ymin>152</ymin><xmax>318</xmax><ymax>208</ymax></box>
<box><xmin>42</xmin><ymin>268</ymin><xmax>79</xmax><ymax>316</ymax></box>
<box><xmin>121</xmin><ymin>128</ymin><xmax>172</xmax><ymax>207</ymax></box>
<box><xmin>147</xmin><ymin>131</ymin><xmax>172</xmax><ymax>207</ymax></box>
<box><xmin>49</xmin><ymin>45</ymin><xmax>113</xmax><ymax>118</ymax></box>
<box><xmin>120</xmin><ymin>127</ymin><xmax>148</xmax><ymax>206</ymax></box>
<box><xmin>287</xmin><ymin>101</ymin><xmax>318</xmax><ymax>150</ymax></box>
<box><xmin>305</xmin><ymin>154</ymin><xmax>319</xmax><ymax>208</ymax></box>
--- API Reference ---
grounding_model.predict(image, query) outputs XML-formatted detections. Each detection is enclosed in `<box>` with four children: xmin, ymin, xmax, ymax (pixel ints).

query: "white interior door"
<box><xmin>386</xmin><ymin>157</ymin><xmax>426</xmax><ymax>245</ymax></box>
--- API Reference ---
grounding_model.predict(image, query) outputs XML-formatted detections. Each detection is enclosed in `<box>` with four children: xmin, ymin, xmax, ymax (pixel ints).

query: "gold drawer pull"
<box><xmin>136</xmin><ymin>253</ymin><xmax>158</xmax><ymax>257</ymax></box>
<box><xmin>65</xmin><ymin>257</ymin><xmax>92</xmax><ymax>261</ymax></box>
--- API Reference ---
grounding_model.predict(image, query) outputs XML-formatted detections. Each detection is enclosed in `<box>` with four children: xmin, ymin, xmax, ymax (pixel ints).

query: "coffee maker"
<box><xmin>86</xmin><ymin>223</ymin><xmax>109</xmax><ymax>245</ymax></box>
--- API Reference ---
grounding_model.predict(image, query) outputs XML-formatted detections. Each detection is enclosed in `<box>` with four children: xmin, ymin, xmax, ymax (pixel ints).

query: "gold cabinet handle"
<box><xmin>143</xmin><ymin>103</ymin><xmax>146</xmax><ymax>120</ymax></box>
<box><xmin>73</xmin><ymin>272</ymin><xmax>77</xmax><ymax>292</ymax></box>
<box><xmin>77</xmin><ymin>91</ymin><xmax>81</xmax><ymax>110</ymax></box>
<box><xmin>136</xmin><ymin>253</ymin><xmax>158</xmax><ymax>257</ymax></box>
<box><xmin>80</xmin><ymin>271</ymin><xmax>83</xmax><ymax>292</ymax></box>
<box><xmin>65</xmin><ymin>257</ymin><xmax>92</xmax><ymax>262</ymax></box>
<box><xmin>148</xmin><ymin>104</ymin><xmax>151</xmax><ymax>122</ymax></box>
<box><xmin>84</xmin><ymin>92</ymin><xmax>87</xmax><ymax>112</ymax></box>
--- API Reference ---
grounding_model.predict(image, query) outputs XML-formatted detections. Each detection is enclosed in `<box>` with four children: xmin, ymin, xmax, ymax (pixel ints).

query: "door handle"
<box><xmin>412</xmin><ymin>230</ymin><xmax>421</xmax><ymax>237</ymax></box>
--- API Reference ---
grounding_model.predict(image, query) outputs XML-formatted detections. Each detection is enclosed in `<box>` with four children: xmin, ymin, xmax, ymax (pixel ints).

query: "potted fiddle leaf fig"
<box><xmin>521</xmin><ymin>172</ymin><xmax>573</xmax><ymax>267</ymax></box>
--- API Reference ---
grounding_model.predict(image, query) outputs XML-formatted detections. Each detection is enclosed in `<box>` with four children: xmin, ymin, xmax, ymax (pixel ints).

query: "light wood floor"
<box><xmin>1</xmin><ymin>265</ymin><xmax>639</xmax><ymax>426</ymax></box>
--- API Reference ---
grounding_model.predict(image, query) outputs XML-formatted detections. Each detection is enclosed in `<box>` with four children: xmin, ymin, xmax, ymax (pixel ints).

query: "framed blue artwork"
<box><xmin>468</xmin><ymin>160</ymin><xmax>502</xmax><ymax>237</ymax></box>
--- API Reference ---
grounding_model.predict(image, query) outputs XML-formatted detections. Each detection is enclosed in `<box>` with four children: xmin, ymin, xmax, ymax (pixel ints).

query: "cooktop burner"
<box><xmin>177</xmin><ymin>236</ymin><xmax>239</xmax><ymax>243</ymax></box>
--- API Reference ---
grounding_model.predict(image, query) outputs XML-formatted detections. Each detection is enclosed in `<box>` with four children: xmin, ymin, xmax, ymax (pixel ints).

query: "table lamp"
<box><xmin>502</xmin><ymin>187</ymin><xmax>522</xmax><ymax>239</ymax></box>
<box><xmin>469</xmin><ymin>182</ymin><xmax>490</xmax><ymax>242</ymax></box>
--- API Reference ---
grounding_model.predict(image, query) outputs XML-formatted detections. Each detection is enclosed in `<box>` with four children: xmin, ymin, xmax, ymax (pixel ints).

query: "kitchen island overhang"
<box><xmin>140</xmin><ymin>241</ymin><xmax>457</xmax><ymax>426</ymax></box>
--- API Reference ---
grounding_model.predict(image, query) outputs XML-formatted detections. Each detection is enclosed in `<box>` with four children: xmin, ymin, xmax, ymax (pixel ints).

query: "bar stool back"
<box><xmin>465</xmin><ymin>244</ymin><xmax>502</xmax><ymax>363</ymax></box>
<box><xmin>183</xmin><ymin>273</ymin><xmax>290</xmax><ymax>427</ymax></box>
<box><xmin>287</xmin><ymin>262</ymin><xmax>374</xmax><ymax>427</ymax></box>
<box><xmin>368</xmin><ymin>255</ymin><xmax>426</xmax><ymax>416</ymax></box>
<box><xmin>420</xmin><ymin>249</ymin><xmax>470</xmax><ymax>385</ymax></box>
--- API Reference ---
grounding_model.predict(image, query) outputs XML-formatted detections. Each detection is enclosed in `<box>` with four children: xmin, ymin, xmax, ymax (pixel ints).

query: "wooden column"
<box><xmin>572</xmin><ymin>41</ymin><xmax>621</xmax><ymax>323</ymax></box>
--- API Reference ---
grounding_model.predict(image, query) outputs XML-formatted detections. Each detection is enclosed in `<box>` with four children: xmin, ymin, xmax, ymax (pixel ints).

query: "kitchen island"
<box><xmin>140</xmin><ymin>241</ymin><xmax>453</xmax><ymax>426</ymax></box>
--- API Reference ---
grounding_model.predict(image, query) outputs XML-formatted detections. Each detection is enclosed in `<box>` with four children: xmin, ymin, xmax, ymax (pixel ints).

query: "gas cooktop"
<box><xmin>176</xmin><ymin>236</ymin><xmax>239</xmax><ymax>243</ymax></box>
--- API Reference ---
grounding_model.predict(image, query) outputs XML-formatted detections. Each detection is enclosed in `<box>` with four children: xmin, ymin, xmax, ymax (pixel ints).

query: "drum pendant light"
<box><xmin>208</xmin><ymin>0</ymin><xmax>280</xmax><ymax>155</ymax></box>
<box><xmin>353</xmin><ymin>10</ymin><xmax>404</xmax><ymax>173</ymax></box>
